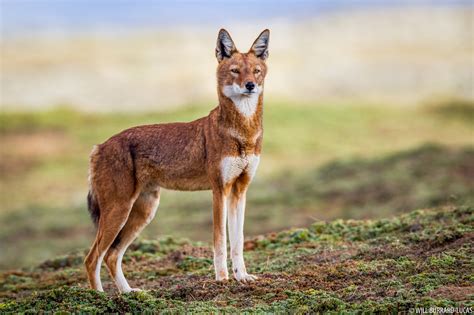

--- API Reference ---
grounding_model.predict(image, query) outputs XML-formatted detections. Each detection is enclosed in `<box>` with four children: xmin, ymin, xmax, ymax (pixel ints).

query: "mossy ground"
<box><xmin>1</xmin><ymin>206</ymin><xmax>472</xmax><ymax>313</ymax></box>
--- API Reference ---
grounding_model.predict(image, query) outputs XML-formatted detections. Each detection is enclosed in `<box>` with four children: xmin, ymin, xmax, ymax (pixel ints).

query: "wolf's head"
<box><xmin>215</xmin><ymin>29</ymin><xmax>269</xmax><ymax>104</ymax></box>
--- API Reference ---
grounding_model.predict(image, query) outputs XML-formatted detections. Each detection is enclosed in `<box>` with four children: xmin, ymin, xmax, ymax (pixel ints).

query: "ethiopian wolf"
<box><xmin>85</xmin><ymin>29</ymin><xmax>270</xmax><ymax>293</ymax></box>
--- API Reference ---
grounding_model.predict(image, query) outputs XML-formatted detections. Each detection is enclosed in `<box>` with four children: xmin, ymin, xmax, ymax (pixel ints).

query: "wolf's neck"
<box><xmin>226</xmin><ymin>93</ymin><xmax>259</xmax><ymax>117</ymax></box>
<box><xmin>217</xmin><ymin>93</ymin><xmax>263</xmax><ymax>130</ymax></box>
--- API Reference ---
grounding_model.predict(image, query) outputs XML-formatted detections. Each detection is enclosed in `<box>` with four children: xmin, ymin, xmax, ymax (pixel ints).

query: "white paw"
<box><xmin>215</xmin><ymin>269</ymin><xmax>229</xmax><ymax>281</ymax></box>
<box><xmin>234</xmin><ymin>272</ymin><xmax>258</xmax><ymax>283</ymax></box>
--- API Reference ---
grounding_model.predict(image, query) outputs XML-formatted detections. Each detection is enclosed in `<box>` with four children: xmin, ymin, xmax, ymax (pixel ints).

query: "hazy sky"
<box><xmin>1</xmin><ymin>0</ymin><xmax>470</xmax><ymax>38</ymax></box>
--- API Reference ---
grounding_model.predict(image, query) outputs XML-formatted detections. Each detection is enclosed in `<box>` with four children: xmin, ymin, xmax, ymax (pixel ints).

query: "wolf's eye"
<box><xmin>254</xmin><ymin>69</ymin><xmax>261</xmax><ymax>74</ymax></box>
<box><xmin>230</xmin><ymin>68</ymin><xmax>240</xmax><ymax>74</ymax></box>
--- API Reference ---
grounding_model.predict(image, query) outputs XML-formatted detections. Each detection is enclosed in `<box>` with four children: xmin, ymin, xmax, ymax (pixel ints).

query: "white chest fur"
<box><xmin>221</xmin><ymin>154</ymin><xmax>260</xmax><ymax>185</ymax></box>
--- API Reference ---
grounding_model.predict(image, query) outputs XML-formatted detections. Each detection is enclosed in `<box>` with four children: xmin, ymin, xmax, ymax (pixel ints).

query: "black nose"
<box><xmin>245</xmin><ymin>82</ymin><xmax>255</xmax><ymax>91</ymax></box>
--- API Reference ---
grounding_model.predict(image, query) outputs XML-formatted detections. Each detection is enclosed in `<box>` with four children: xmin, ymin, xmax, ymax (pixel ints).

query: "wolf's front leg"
<box><xmin>212</xmin><ymin>189</ymin><xmax>229</xmax><ymax>281</ymax></box>
<box><xmin>228</xmin><ymin>190</ymin><xmax>258</xmax><ymax>283</ymax></box>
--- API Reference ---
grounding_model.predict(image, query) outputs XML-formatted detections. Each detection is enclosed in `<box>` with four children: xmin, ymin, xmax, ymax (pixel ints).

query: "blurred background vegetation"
<box><xmin>0</xmin><ymin>0</ymin><xmax>473</xmax><ymax>270</ymax></box>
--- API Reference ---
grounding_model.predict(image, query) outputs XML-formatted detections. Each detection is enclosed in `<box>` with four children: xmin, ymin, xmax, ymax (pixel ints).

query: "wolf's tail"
<box><xmin>87</xmin><ymin>190</ymin><xmax>100</xmax><ymax>227</ymax></box>
<box><xmin>87</xmin><ymin>145</ymin><xmax>100</xmax><ymax>227</ymax></box>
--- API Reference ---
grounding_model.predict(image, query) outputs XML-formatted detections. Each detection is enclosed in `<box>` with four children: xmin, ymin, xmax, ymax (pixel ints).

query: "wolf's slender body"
<box><xmin>84</xmin><ymin>29</ymin><xmax>270</xmax><ymax>293</ymax></box>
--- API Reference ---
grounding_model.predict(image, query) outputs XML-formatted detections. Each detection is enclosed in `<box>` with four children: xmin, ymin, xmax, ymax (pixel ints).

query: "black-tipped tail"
<box><xmin>87</xmin><ymin>190</ymin><xmax>100</xmax><ymax>227</ymax></box>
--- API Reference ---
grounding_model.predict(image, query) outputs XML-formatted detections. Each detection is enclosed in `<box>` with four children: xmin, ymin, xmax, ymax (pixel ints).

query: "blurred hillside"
<box><xmin>1</xmin><ymin>4</ymin><xmax>473</xmax><ymax>111</ymax></box>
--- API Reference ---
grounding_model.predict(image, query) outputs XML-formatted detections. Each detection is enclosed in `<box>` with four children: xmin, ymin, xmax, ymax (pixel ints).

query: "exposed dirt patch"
<box><xmin>299</xmin><ymin>247</ymin><xmax>359</xmax><ymax>264</ymax></box>
<box><xmin>167</xmin><ymin>245</ymin><xmax>213</xmax><ymax>262</ymax></box>
<box><xmin>355</xmin><ymin>232</ymin><xmax>474</xmax><ymax>262</ymax></box>
<box><xmin>429</xmin><ymin>286</ymin><xmax>474</xmax><ymax>301</ymax></box>
<box><xmin>421</xmin><ymin>232</ymin><xmax>474</xmax><ymax>257</ymax></box>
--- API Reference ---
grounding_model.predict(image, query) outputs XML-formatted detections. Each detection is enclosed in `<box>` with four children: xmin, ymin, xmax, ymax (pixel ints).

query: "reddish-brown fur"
<box><xmin>84</xmin><ymin>29</ymin><xmax>270</xmax><ymax>292</ymax></box>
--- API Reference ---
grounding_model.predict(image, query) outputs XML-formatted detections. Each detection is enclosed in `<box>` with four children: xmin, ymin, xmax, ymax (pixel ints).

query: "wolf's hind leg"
<box><xmin>84</xmin><ymin>202</ymin><xmax>133</xmax><ymax>292</ymax></box>
<box><xmin>105</xmin><ymin>188</ymin><xmax>160</xmax><ymax>293</ymax></box>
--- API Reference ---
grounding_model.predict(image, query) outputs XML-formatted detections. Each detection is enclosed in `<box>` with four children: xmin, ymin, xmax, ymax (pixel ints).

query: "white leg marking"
<box><xmin>115</xmin><ymin>248</ymin><xmax>132</xmax><ymax>293</ymax></box>
<box><xmin>222</xmin><ymin>83</ymin><xmax>262</xmax><ymax>118</ymax></box>
<box><xmin>214</xmin><ymin>195</ymin><xmax>228</xmax><ymax>281</ymax></box>
<box><xmin>228</xmin><ymin>192</ymin><xmax>258</xmax><ymax>283</ymax></box>
<box><xmin>219</xmin><ymin>155</ymin><xmax>260</xmax><ymax>282</ymax></box>
<box><xmin>115</xmin><ymin>195</ymin><xmax>160</xmax><ymax>293</ymax></box>
<box><xmin>94</xmin><ymin>252</ymin><xmax>106</xmax><ymax>292</ymax></box>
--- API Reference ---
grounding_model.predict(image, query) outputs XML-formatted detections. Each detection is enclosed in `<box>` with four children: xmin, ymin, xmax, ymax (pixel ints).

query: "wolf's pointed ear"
<box><xmin>216</xmin><ymin>29</ymin><xmax>237</xmax><ymax>62</ymax></box>
<box><xmin>250</xmin><ymin>29</ymin><xmax>270</xmax><ymax>60</ymax></box>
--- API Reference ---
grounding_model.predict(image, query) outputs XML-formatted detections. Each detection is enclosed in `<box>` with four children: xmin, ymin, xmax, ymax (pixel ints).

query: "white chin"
<box><xmin>222</xmin><ymin>83</ymin><xmax>262</xmax><ymax>99</ymax></box>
